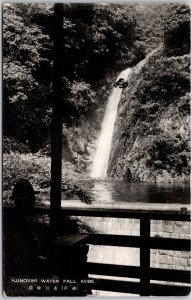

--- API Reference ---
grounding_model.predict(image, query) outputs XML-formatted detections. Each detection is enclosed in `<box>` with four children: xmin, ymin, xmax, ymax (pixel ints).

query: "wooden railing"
<box><xmin>57</xmin><ymin>205</ymin><xmax>191</xmax><ymax>296</ymax></box>
<box><xmin>4</xmin><ymin>205</ymin><xmax>191</xmax><ymax>296</ymax></box>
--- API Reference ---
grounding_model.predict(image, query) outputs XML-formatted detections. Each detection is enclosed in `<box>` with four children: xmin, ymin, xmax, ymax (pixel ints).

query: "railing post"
<box><xmin>50</xmin><ymin>3</ymin><xmax>64</xmax><ymax>231</ymax></box>
<box><xmin>140</xmin><ymin>217</ymin><xmax>150</xmax><ymax>296</ymax></box>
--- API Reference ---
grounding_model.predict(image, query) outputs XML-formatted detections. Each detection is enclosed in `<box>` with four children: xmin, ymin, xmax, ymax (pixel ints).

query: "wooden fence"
<box><xmin>4</xmin><ymin>205</ymin><xmax>191</xmax><ymax>296</ymax></box>
<box><xmin>37</xmin><ymin>205</ymin><xmax>191</xmax><ymax>296</ymax></box>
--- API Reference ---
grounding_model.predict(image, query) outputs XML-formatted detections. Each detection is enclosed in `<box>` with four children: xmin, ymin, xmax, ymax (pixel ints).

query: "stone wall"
<box><xmin>151</xmin><ymin>220</ymin><xmax>190</xmax><ymax>271</ymax></box>
<box><xmin>76</xmin><ymin>216</ymin><xmax>190</xmax><ymax>273</ymax></box>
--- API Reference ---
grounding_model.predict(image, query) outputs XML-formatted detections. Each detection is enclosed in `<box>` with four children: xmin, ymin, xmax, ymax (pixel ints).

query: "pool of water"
<box><xmin>90</xmin><ymin>180</ymin><xmax>190</xmax><ymax>204</ymax></box>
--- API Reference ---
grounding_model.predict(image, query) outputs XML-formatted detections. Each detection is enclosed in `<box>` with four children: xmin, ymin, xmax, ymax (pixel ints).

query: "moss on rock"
<box><xmin>108</xmin><ymin>47</ymin><xmax>190</xmax><ymax>183</ymax></box>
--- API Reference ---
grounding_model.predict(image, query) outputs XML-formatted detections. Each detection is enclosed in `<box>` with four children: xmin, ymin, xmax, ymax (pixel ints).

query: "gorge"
<box><xmin>3</xmin><ymin>3</ymin><xmax>190</xmax><ymax>206</ymax></box>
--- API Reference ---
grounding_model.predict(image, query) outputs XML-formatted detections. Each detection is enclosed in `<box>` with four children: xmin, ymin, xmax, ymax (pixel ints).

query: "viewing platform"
<box><xmin>4</xmin><ymin>202</ymin><xmax>190</xmax><ymax>296</ymax></box>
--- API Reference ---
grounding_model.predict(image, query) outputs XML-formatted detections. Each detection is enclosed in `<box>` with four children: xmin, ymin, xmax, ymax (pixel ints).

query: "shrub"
<box><xmin>4</xmin><ymin>137</ymin><xmax>30</xmax><ymax>153</ymax></box>
<box><xmin>3</xmin><ymin>152</ymin><xmax>93</xmax><ymax>205</ymax></box>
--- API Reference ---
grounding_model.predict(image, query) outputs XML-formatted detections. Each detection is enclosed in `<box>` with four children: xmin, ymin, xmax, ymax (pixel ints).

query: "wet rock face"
<box><xmin>62</xmin><ymin>70</ymin><xmax>119</xmax><ymax>174</ymax></box>
<box><xmin>108</xmin><ymin>47</ymin><xmax>190</xmax><ymax>183</ymax></box>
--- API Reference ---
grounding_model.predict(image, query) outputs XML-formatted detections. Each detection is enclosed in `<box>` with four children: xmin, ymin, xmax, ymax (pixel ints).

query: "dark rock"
<box><xmin>123</xmin><ymin>168</ymin><xmax>132</xmax><ymax>182</ymax></box>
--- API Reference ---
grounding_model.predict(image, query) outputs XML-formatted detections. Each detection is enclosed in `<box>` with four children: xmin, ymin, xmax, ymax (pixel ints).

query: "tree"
<box><xmin>60</xmin><ymin>4</ymin><xmax>139</xmax><ymax>82</ymax></box>
<box><xmin>163</xmin><ymin>4</ymin><xmax>190</xmax><ymax>55</ymax></box>
<box><xmin>3</xmin><ymin>4</ymin><xmax>50</xmax><ymax>103</ymax></box>
<box><xmin>133</xmin><ymin>4</ymin><xmax>165</xmax><ymax>55</ymax></box>
<box><xmin>3</xmin><ymin>3</ymin><xmax>52</xmax><ymax>151</ymax></box>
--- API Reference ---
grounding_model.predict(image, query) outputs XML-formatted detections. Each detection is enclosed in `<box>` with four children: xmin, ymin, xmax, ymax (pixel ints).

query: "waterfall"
<box><xmin>91</xmin><ymin>68</ymin><xmax>132</xmax><ymax>178</ymax></box>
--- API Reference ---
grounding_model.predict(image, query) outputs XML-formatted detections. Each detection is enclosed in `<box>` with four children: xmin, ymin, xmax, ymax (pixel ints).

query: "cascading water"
<box><xmin>91</xmin><ymin>68</ymin><xmax>132</xmax><ymax>178</ymax></box>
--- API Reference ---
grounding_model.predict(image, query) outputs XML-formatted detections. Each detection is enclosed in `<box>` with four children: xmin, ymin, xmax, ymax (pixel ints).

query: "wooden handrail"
<box><xmin>23</xmin><ymin>205</ymin><xmax>190</xmax><ymax>221</ymax></box>
<box><xmin>86</xmin><ymin>278</ymin><xmax>190</xmax><ymax>296</ymax></box>
<box><xmin>3</xmin><ymin>205</ymin><xmax>191</xmax><ymax>296</ymax></box>
<box><xmin>85</xmin><ymin>234</ymin><xmax>190</xmax><ymax>251</ymax></box>
<box><xmin>87</xmin><ymin>262</ymin><xmax>191</xmax><ymax>283</ymax></box>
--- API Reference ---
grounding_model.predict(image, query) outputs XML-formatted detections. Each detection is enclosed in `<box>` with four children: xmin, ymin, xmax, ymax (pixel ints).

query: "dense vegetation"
<box><xmin>3</xmin><ymin>3</ymin><xmax>190</xmax><ymax>204</ymax></box>
<box><xmin>3</xmin><ymin>3</ymin><xmax>142</xmax><ymax>149</ymax></box>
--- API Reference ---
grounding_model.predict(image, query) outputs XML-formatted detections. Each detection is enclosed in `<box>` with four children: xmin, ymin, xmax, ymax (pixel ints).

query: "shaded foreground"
<box><xmin>3</xmin><ymin>201</ymin><xmax>191</xmax><ymax>296</ymax></box>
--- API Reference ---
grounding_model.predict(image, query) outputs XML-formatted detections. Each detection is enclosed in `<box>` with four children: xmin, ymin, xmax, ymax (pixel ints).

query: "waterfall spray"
<box><xmin>91</xmin><ymin>68</ymin><xmax>132</xmax><ymax>178</ymax></box>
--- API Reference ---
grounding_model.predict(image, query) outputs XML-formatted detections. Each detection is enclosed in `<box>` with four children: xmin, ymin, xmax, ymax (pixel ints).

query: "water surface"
<box><xmin>90</xmin><ymin>180</ymin><xmax>190</xmax><ymax>204</ymax></box>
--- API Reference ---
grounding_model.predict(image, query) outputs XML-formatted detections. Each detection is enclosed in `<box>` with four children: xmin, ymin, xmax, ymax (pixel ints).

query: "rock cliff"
<box><xmin>108</xmin><ymin>46</ymin><xmax>190</xmax><ymax>183</ymax></box>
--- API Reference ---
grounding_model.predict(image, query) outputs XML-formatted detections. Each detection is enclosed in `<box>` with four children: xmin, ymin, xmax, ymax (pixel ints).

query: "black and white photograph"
<box><xmin>2</xmin><ymin>2</ymin><xmax>191</xmax><ymax>296</ymax></box>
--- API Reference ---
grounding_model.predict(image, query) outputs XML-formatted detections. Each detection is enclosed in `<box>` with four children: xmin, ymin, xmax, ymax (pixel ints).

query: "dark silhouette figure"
<box><xmin>11</xmin><ymin>178</ymin><xmax>36</xmax><ymax>214</ymax></box>
<box><xmin>3</xmin><ymin>179</ymin><xmax>40</xmax><ymax>295</ymax></box>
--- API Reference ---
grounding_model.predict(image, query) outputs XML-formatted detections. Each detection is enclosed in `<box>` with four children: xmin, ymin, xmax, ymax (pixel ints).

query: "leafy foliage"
<box><xmin>60</xmin><ymin>4</ymin><xmax>139</xmax><ymax>82</ymax></box>
<box><xmin>130</xmin><ymin>51</ymin><xmax>190</xmax><ymax>106</ymax></box>
<box><xmin>131</xmin><ymin>3</ymin><xmax>190</xmax><ymax>56</ymax></box>
<box><xmin>3</xmin><ymin>4</ymin><xmax>50</xmax><ymax>103</ymax></box>
<box><xmin>63</xmin><ymin>81</ymin><xmax>97</xmax><ymax>123</ymax></box>
<box><xmin>3</xmin><ymin>152</ymin><xmax>93</xmax><ymax>205</ymax></box>
<box><xmin>108</xmin><ymin>48</ymin><xmax>190</xmax><ymax>183</ymax></box>
<box><xmin>3</xmin><ymin>3</ymin><xmax>141</xmax><ymax>150</ymax></box>
<box><xmin>162</xmin><ymin>4</ymin><xmax>190</xmax><ymax>55</ymax></box>
<box><xmin>133</xmin><ymin>4</ymin><xmax>165</xmax><ymax>55</ymax></box>
<box><xmin>4</xmin><ymin>137</ymin><xmax>30</xmax><ymax>153</ymax></box>
<box><xmin>3</xmin><ymin>4</ymin><xmax>52</xmax><ymax>151</ymax></box>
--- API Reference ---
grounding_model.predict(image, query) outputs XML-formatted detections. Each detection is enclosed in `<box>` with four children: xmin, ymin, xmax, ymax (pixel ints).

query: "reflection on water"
<box><xmin>90</xmin><ymin>180</ymin><xmax>190</xmax><ymax>204</ymax></box>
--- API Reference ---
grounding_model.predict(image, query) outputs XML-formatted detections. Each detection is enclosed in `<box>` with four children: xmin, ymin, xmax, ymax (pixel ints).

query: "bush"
<box><xmin>3</xmin><ymin>152</ymin><xmax>93</xmax><ymax>205</ymax></box>
<box><xmin>4</xmin><ymin>137</ymin><xmax>30</xmax><ymax>153</ymax></box>
<box><xmin>62</xmin><ymin>80</ymin><xmax>97</xmax><ymax>124</ymax></box>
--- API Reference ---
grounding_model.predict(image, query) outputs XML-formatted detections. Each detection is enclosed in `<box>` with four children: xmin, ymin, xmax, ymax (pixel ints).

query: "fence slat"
<box><xmin>150</xmin><ymin>268</ymin><xmax>191</xmax><ymax>283</ymax></box>
<box><xmin>59</xmin><ymin>207</ymin><xmax>190</xmax><ymax>221</ymax></box>
<box><xmin>140</xmin><ymin>217</ymin><xmax>150</xmax><ymax>295</ymax></box>
<box><xmin>87</xmin><ymin>262</ymin><xmax>191</xmax><ymax>283</ymax></box>
<box><xmin>89</xmin><ymin>278</ymin><xmax>140</xmax><ymax>295</ymax></box>
<box><xmin>88</xmin><ymin>278</ymin><xmax>190</xmax><ymax>296</ymax></box>
<box><xmin>150</xmin><ymin>237</ymin><xmax>190</xmax><ymax>251</ymax></box>
<box><xmin>86</xmin><ymin>234</ymin><xmax>190</xmax><ymax>251</ymax></box>
<box><xmin>4</xmin><ymin>206</ymin><xmax>190</xmax><ymax>221</ymax></box>
<box><xmin>87</xmin><ymin>262</ymin><xmax>140</xmax><ymax>278</ymax></box>
<box><xmin>87</xmin><ymin>234</ymin><xmax>141</xmax><ymax>247</ymax></box>
<box><xmin>149</xmin><ymin>282</ymin><xmax>190</xmax><ymax>296</ymax></box>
